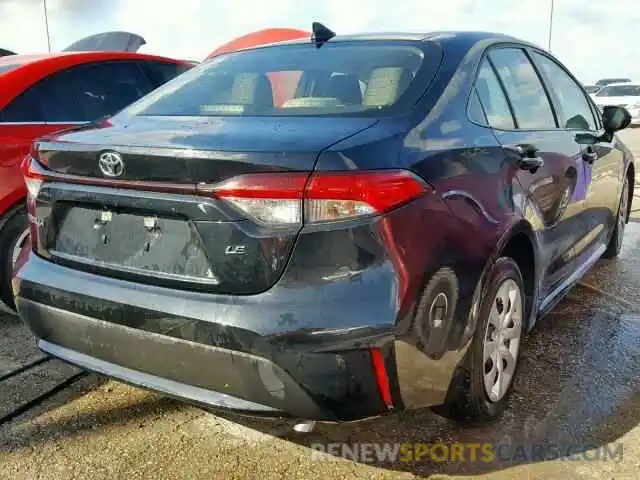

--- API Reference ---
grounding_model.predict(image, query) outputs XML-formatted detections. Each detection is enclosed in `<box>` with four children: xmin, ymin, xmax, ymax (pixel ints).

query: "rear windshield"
<box><xmin>596</xmin><ymin>85</ymin><xmax>640</xmax><ymax>97</ymax></box>
<box><xmin>0</xmin><ymin>64</ymin><xmax>20</xmax><ymax>75</ymax></box>
<box><xmin>127</xmin><ymin>42</ymin><xmax>439</xmax><ymax>117</ymax></box>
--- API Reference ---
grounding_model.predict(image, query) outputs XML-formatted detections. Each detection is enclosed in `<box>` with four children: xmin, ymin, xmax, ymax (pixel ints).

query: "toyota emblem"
<box><xmin>98</xmin><ymin>151</ymin><xmax>125</xmax><ymax>178</ymax></box>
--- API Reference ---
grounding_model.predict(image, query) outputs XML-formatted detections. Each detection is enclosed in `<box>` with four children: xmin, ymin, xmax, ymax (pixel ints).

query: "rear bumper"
<box><xmin>14</xmin><ymin>240</ymin><xmax>473</xmax><ymax>420</ymax></box>
<box><xmin>39</xmin><ymin>339</ymin><xmax>283</xmax><ymax>414</ymax></box>
<box><xmin>14</xmin><ymin>255</ymin><xmax>401</xmax><ymax>421</ymax></box>
<box><xmin>20</xmin><ymin>298</ymin><xmax>319</xmax><ymax>416</ymax></box>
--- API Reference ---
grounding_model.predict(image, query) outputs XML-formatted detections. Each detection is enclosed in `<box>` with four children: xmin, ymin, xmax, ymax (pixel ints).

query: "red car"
<box><xmin>0</xmin><ymin>35</ymin><xmax>192</xmax><ymax>313</ymax></box>
<box><xmin>0</xmin><ymin>28</ymin><xmax>311</xmax><ymax>313</ymax></box>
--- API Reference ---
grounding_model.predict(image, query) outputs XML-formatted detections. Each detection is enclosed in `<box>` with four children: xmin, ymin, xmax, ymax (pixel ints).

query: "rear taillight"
<box><xmin>204</xmin><ymin>170</ymin><xmax>431</xmax><ymax>226</ymax></box>
<box><xmin>21</xmin><ymin>154</ymin><xmax>44</xmax><ymax>244</ymax></box>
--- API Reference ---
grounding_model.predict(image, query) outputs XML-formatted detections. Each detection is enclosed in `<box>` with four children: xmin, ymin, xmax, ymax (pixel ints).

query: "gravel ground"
<box><xmin>0</xmin><ymin>130</ymin><xmax>639</xmax><ymax>480</ymax></box>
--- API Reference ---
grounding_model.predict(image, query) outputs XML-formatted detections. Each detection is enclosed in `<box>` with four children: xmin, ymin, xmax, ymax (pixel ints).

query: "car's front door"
<box><xmin>475</xmin><ymin>46</ymin><xmax>590</xmax><ymax>297</ymax></box>
<box><xmin>531</xmin><ymin>51</ymin><xmax>624</xmax><ymax>254</ymax></box>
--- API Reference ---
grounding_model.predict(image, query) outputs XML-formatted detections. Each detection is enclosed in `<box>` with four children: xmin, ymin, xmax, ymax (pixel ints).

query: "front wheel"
<box><xmin>0</xmin><ymin>208</ymin><xmax>29</xmax><ymax>310</ymax></box>
<box><xmin>603</xmin><ymin>174</ymin><xmax>630</xmax><ymax>259</ymax></box>
<box><xmin>432</xmin><ymin>257</ymin><xmax>525</xmax><ymax>423</ymax></box>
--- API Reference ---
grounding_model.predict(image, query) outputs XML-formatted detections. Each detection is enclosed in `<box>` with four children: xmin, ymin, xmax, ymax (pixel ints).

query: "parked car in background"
<box><xmin>205</xmin><ymin>27</ymin><xmax>309</xmax><ymax>59</ymax></box>
<box><xmin>0</xmin><ymin>35</ymin><xmax>192</xmax><ymax>313</ymax></box>
<box><xmin>584</xmin><ymin>85</ymin><xmax>600</xmax><ymax>94</ymax></box>
<box><xmin>14</xmin><ymin>28</ymin><xmax>635</xmax><ymax>425</ymax></box>
<box><xmin>0</xmin><ymin>28</ymin><xmax>324</xmax><ymax>314</ymax></box>
<box><xmin>594</xmin><ymin>82</ymin><xmax>640</xmax><ymax>127</ymax></box>
<box><xmin>595</xmin><ymin>78</ymin><xmax>631</xmax><ymax>87</ymax></box>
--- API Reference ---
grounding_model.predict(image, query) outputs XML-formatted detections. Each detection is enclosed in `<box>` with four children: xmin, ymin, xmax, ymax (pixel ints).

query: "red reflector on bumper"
<box><xmin>370</xmin><ymin>347</ymin><xmax>393</xmax><ymax>408</ymax></box>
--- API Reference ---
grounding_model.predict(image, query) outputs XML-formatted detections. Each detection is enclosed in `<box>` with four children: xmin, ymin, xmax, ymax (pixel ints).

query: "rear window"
<box><xmin>0</xmin><ymin>64</ymin><xmax>20</xmax><ymax>75</ymax></box>
<box><xmin>145</xmin><ymin>61</ymin><xmax>193</xmax><ymax>84</ymax></box>
<box><xmin>596</xmin><ymin>85</ymin><xmax>640</xmax><ymax>97</ymax></box>
<box><xmin>126</xmin><ymin>42</ymin><xmax>440</xmax><ymax>117</ymax></box>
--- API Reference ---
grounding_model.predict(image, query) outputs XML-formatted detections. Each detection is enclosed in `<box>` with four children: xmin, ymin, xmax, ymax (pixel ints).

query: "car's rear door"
<box><xmin>530</xmin><ymin>50</ymin><xmax>623</xmax><ymax>254</ymax></box>
<box><xmin>474</xmin><ymin>45</ymin><xmax>590</xmax><ymax>297</ymax></box>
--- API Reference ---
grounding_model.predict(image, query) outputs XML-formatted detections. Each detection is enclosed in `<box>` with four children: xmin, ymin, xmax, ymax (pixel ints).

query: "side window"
<box><xmin>467</xmin><ymin>88</ymin><xmax>488</xmax><ymax>125</ymax></box>
<box><xmin>489</xmin><ymin>48</ymin><xmax>556</xmax><ymax>129</ymax></box>
<box><xmin>0</xmin><ymin>89</ymin><xmax>43</xmax><ymax>122</ymax></box>
<box><xmin>0</xmin><ymin>61</ymin><xmax>155</xmax><ymax>123</ymax></box>
<box><xmin>474</xmin><ymin>59</ymin><xmax>515</xmax><ymax>129</ymax></box>
<box><xmin>532</xmin><ymin>52</ymin><xmax>597</xmax><ymax>130</ymax></box>
<box><xmin>587</xmin><ymin>95</ymin><xmax>602</xmax><ymax>129</ymax></box>
<box><xmin>145</xmin><ymin>61</ymin><xmax>192</xmax><ymax>86</ymax></box>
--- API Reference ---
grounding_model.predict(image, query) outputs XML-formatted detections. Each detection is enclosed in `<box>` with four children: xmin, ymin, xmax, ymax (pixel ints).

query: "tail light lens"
<box><xmin>23</xmin><ymin>153</ymin><xmax>430</xmax><ymax>230</ymax></box>
<box><xmin>203</xmin><ymin>170</ymin><xmax>430</xmax><ymax>226</ymax></box>
<box><xmin>204</xmin><ymin>174</ymin><xmax>306</xmax><ymax>225</ymax></box>
<box><xmin>21</xmin><ymin>154</ymin><xmax>44</xmax><ymax>244</ymax></box>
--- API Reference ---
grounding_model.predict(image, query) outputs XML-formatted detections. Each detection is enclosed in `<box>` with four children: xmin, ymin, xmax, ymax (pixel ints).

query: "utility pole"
<box><xmin>547</xmin><ymin>0</ymin><xmax>554</xmax><ymax>52</ymax></box>
<box><xmin>43</xmin><ymin>0</ymin><xmax>52</xmax><ymax>52</ymax></box>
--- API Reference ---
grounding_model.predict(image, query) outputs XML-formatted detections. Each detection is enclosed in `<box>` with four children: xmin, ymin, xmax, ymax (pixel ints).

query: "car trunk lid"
<box><xmin>38</xmin><ymin>115</ymin><xmax>377</xmax><ymax>182</ymax></box>
<box><xmin>29</xmin><ymin>115</ymin><xmax>378</xmax><ymax>294</ymax></box>
<box><xmin>63</xmin><ymin>32</ymin><xmax>146</xmax><ymax>53</ymax></box>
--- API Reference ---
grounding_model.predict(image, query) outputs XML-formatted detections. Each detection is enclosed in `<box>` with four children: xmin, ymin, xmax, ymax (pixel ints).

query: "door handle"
<box><xmin>518</xmin><ymin>155</ymin><xmax>544</xmax><ymax>172</ymax></box>
<box><xmin>505</xmin><ymin>144</ymin><xmax>544</xmax><ymax>173</ymax></box>
<box><xmin>582</xmin><ymin>147</ymin><xmax>598</xmax><ymax>164</ymax></box>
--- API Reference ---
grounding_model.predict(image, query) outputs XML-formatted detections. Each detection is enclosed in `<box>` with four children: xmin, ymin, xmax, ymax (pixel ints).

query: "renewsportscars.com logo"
<box><xmin>310</xmin><ymin>442</ymin><xmax>624</xmax><ymax>464</ymax></box>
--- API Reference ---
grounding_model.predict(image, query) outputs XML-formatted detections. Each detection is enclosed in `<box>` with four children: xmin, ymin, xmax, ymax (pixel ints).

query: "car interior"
<box><xmin>197</xmin><ymin>66</ymin><xmax>416</xmax><ymax>116</ymax></box>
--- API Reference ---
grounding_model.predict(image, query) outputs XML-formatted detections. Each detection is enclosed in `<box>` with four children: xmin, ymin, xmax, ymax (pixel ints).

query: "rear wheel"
<box><xmin>0</xmin><ymin>208</ymin><xmax>28</xmax><ymax>310</ymax></box>
<box><xmin>603</xmin><ymin>174</ymin><xmax>630</xmax><ymax>259</ymax></box>
<box><xmin>433</xmin><ymin>257</ymin><xmax>525</xmax><ymax>423</ymax></box>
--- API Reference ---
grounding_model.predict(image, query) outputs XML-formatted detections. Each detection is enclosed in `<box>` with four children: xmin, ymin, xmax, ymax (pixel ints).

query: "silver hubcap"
<box><xmin>483</xmin><ymin>278</ymin><xmax>523</xmax><ymax>402</ymax></box>
<box><xmin>11</xmin><ymin>229</ymin><xmax>30</xmax><ymax>269</ymax></box>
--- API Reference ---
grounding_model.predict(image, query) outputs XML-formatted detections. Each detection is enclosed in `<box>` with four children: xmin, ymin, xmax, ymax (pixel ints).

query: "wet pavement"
<box><xmin>0</xmin><ymin>131</ymin><xmax>639</xmax><ymax>479</ymax></box>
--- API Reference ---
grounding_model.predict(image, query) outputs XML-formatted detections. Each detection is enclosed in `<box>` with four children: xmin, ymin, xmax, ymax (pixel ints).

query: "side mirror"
<box><xmin>602</xmin><ymin>105</ymin><xmax>631</xmax><ymax>134</ymax></box>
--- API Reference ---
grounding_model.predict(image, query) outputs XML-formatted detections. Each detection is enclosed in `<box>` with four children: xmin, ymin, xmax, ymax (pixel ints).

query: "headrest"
<box><xmin>327</xmin><ymin>74</ymin><xmax>362</xmax><ymax>105</ymax></box>
<box><xmin>231</xmin><ymin>73</ymin><xmax>273</xmax><ymax>111</ymax></box>
<box><xmin>364</xmin><ymin>67</ymin><xmax>414</xmax><ymax>106</ymax></box>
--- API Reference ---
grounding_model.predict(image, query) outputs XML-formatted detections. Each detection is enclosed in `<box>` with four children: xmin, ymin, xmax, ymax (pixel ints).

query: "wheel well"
<box><xmin>626</xmin><ymin>163</ymin><xmax>634</xmax><ymax>221</ymax></box>
<box><xmin>501</xmin><ymin>233</ymin><xmax>535</xmax><ymax>323</ymax></box>
<box><xmin>0</xmin><ymin>197</ymin><xmax>26</xmax><ymax>235</ymax></box>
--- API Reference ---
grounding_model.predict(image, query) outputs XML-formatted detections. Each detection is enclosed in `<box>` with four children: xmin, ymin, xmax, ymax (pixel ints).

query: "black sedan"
<box><xmin>14</xmin><ymin>27</ymin><xmax>634</xmax><ymax>424</ymax></box>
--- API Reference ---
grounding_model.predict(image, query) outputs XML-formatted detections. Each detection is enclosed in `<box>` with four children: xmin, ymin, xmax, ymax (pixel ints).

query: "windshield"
<box><xmin>0</xmin><ymin>64</ymin><xmax>20</xmax><ymax>75</ymax></box>
<box><xmin>126</xmin><ymin>42</ymin><xmax>439</xmax><ymax>117</ymax></box>
<box><xmin>596</xmin><ymin>84</ymin><xmax>640</xmax><ymax>97</ymax></box>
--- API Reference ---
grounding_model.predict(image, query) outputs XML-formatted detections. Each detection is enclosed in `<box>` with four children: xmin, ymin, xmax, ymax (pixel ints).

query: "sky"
<box><xmin>0</xmin><ymin>0</ymin><xmax>638</xmax><ymax>84</ymax></box>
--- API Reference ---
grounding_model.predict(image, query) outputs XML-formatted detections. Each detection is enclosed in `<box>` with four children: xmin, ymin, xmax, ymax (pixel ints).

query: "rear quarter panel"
<box><xmin>313</xmin><ymin>37</ymin><xmax>534</xmax><ymax>409</ymax></box>
<box><xmin>0</xmin><ymin>124</ymin><xmax>37</xmax><ymax>215</ymax></box>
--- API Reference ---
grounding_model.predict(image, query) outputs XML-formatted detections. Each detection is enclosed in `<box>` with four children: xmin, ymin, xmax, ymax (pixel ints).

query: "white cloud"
<box><xmin>0</xmin><ymin>0</ymin><xmax>638</xmax><ymax>83</ymax></box>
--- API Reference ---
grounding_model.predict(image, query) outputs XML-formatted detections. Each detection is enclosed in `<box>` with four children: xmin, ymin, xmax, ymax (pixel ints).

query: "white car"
<box><xmin>593</xmin><ymin>82</ymin><xmax>640</xmax><ymax>126</ymax></box>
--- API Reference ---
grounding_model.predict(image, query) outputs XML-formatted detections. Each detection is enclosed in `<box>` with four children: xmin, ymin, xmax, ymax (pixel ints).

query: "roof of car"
<box><xmin>219</xmin><ymin>30</ymin><xmax>537</xmax><ymax>56</ymax></box>
<box><xmin>0</xmin><ymin>50</ymin><xmax>184</xmax><ymax>67</ymax></box>
<box><xmin>600</xmin><ymin>81</ymin><xmax>640</xmax><ymax>87</ymax></box>
<box><xmin>335</xmin><ymin>31</ymin><xmax>523</xmax><ymax>43</ymax></box>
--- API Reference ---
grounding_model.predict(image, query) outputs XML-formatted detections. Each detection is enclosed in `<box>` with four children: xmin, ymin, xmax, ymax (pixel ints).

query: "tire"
<box><xmin>0</xmin><ymin>207</ymin><xmax>28</xmax><ymax>310</ymax></box>
<box><xmin>432</xmin><ymin>257</ymin><xmax>525</xmax><ymax>423</ymax></box>
<box><xmin>603</xmin><ymin>173</ymin><xmax>630</xmax><ymax>259</ymax></box>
